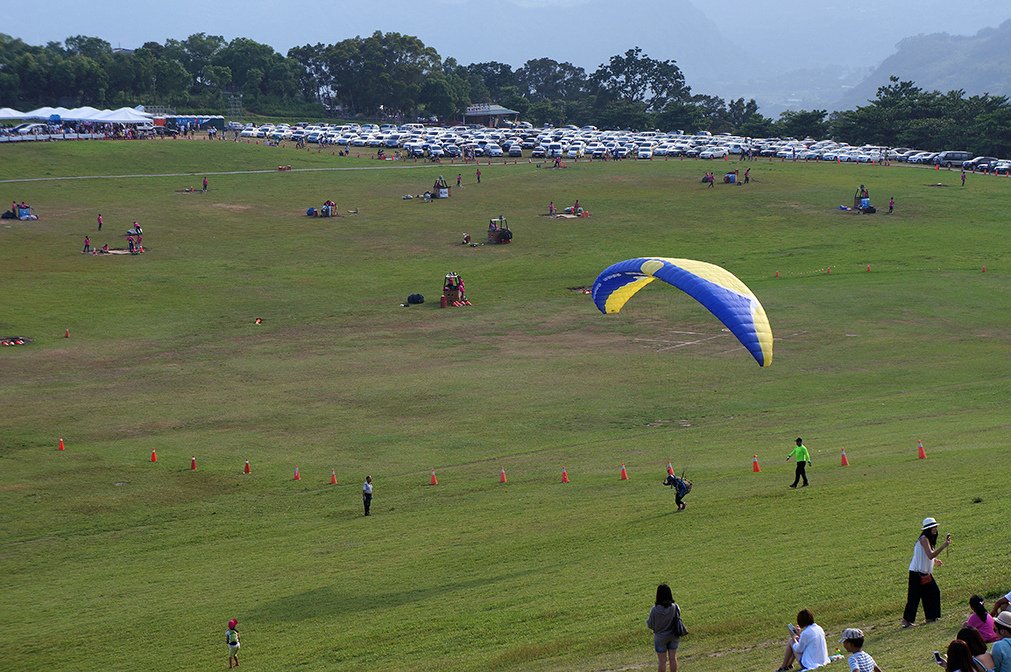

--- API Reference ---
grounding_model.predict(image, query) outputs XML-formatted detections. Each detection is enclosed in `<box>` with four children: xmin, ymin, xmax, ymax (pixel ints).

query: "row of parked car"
<box><xmin>233</xmin><ymin>121</ymin><xmax>1010</xmax><ymax>173</ymax></box>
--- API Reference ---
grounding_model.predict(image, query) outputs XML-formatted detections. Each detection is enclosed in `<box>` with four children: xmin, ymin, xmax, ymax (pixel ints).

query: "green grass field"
<box><xmin>1</xmin><ymin>140</ymin><xmax>1009</xmax><ymax>672</ymax></box>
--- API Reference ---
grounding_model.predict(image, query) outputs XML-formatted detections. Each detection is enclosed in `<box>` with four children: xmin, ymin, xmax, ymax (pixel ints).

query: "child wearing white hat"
<box><xmin>840</xmin><ymin>628</ymin><xmax>882</xmax><ymax>672</ymax></box>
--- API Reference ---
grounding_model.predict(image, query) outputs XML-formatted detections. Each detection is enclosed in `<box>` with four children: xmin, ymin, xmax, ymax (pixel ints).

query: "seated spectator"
<box><xmin>778</xmin><ymin>609</ymin><xmax>829</xmax><ymax>672</ymax></box>
<box><xmin>993</xmin><ymin>612</ymin><xmax>1011</xmax><ymax>672</ymax></box>
<box><xmin>956</xmin><ymin>627</ymin><xmax>995</xmax><ymax>672</ymax></box>
<box><xmin>945</xmin><ymin>640</ymin><xmax>979</xmax><ymax>672</ymax></box>
<box><xmin>994</xmin><ymin>593</ymin><xmax>1011</xmax><ymax>617</ymax></box>
<box><xmin>968</xmin><ymin>596</ymin><xmax>1001</xmax><ymax>643</ymax></box>
<box><xmin>839</xmin><ymin>628</ymin><xmax>882</xmax><ymax>672</ymax></box>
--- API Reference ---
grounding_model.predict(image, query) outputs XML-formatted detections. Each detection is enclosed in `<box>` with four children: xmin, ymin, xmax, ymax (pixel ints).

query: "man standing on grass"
<box><xmin>97</xmin><ymin>212</ymin><xmax>103</xmax><ymax>231</ymax></box>
<box><xmin>203</xmin><ymin>176</ymin><xmax>208</xmax><ymax>192</ymax></box>
<box><xmin>362</xmin><ymin>475</ymin><xmax>373</xmax><ymax>516</ymax></box>
<box><xmin>787</xmin><ymin>437</ymin><xmax>811</xmax><ymax>488</ymax></box>
<box><xmin>476</xmin><ymin>168</ymin><xmax>482</xmax><ymax>184</ymax></box>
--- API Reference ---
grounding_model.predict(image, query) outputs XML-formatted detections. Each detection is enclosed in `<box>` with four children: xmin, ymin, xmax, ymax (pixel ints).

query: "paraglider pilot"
<box><xmin>663</xmin><ymin>472</ymin><xmax>692</xmax><ymax>511</ymax></box>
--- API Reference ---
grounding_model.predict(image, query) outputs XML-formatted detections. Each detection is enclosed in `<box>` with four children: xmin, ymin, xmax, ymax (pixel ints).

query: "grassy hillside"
<box><xmin>1</xmin><ymin>142</ymin><xmax>1009</xmax><ymax>672</ymax></box>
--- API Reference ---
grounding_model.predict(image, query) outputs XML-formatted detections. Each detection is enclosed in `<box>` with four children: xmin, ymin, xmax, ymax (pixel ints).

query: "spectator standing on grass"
<box><xmin>476</xmin><ymin>168</ymin><xmax>482</xmax><ymax>184</ymax></box>
<box><xmin>744</xmin><ymin>168</ymin><xmax>750</xmax><ymax>184</ymax></box>
<box><xmin>956</xmin><ymin>626</ymin><xmax>995</xmax><ymax>671</ymax></box>
<box><xmin>840</xmin><ymin>628</ymin><xmax>882</xmax><ymax>672</ymax></box>
<box><xmin>82</xmin><ymin>235</ymin><xmax>91</xmax><ymax>254</ymax></box>
<box><xmin>362</xmin><ymin>475</ymin><xmax>373</xmax><ymax>516</ymax></box>
<box><xmin>888</xmin><ymin>197</ymin><xmax>895</xmax><ymax>214</ymax></box>
<box><xmin>646</xmin><ymin>583</ymin><xmax>683</xmax><ymax>672</ymax></box>
<box><xmin>993</xmin><ymin>612</ymin><xmax>1011</xmax><ymax>672</ymax></box>
<box><xmin>901</xmin><ymin>517</ymin><xmax>951</xmax><ymax>628</ymax></box>
<box><xmin>787</xmin><ymin>437</ymin><xmax>811</xmax><ymax>488</ymax></box>
<box><xmin>203</xmin><ymin>176</ymin><xmax>208</xmax><ymax>192</ymax></box>
<box><xmin>97</xmin><ymin>213</ymin><xmax>103</xmax><ymax>231</ymax></box>
<box><xmin>777</xmin><ymin>609</ymin><xmax>829</xmax><ymax>672</ymax></box>
<box><xmin>456</xmin><ymin>173</ymin><xmax>462</xmax><ymax>188</ymax></box>
<box><xmin>967</xmin><ymin>596</ymin><xmax>1000</xmax><ymax>642</ymax></box>
<box><xmin>962</xmin><ymin>171</ymin><xmax>967</xmax><ymax>188</ymax></box>
<box><xmin>225</xmin><ymin>618</ymin><xmax>240</xmax><ymax>668</ymax></box>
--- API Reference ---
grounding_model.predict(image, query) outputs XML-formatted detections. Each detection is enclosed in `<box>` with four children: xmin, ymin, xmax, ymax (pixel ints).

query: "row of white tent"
<box><xmin>0</xmin><ymin>106</ymin><xmax>153</xmax><ymax>124</ymax></box>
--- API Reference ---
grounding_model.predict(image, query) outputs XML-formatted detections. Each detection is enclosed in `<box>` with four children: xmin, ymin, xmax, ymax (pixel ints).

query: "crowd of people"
<box><xmin>642</xmin><ymin>516</ymin><xmax>1011</xmax><ymax>672</ymax></box>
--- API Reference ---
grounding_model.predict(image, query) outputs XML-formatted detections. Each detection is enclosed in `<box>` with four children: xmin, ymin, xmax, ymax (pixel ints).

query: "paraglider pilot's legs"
<box><xmin>675</xmin><ymin>490</ymin><xmax>686</xmax><ymax>511</ymax></box>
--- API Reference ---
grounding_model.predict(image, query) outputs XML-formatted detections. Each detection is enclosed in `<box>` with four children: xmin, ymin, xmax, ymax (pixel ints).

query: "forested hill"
<box><xmin>838</xmin><ymin>19</ymin><xmax>1011</xmax><ymax>108</ymax></box>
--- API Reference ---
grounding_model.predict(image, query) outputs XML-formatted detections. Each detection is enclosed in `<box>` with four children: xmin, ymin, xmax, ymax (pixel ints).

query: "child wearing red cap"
<box><xmin>226</xmin><ymin>619</ymin><xmax>240</xmax><ymax>667</ymax></box>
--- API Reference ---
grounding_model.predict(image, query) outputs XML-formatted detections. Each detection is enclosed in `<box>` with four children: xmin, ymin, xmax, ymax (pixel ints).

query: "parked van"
<box><xmin>933</xmin><ymin>150</ymin><xmax>972</xmax><ymax>168</ymax></box>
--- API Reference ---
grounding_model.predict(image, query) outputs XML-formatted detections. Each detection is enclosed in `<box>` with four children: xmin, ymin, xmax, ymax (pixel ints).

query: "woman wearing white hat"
<box><xmin>901</xmin><ymin>517</ymin><xmax>952</xmax><ymax>628</ymax></box>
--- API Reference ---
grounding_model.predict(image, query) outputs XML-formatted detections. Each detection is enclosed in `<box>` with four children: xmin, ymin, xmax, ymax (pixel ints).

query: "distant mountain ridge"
<box><xmin>837</xmin><ymin>19</ymin><xmax>1011</xmax><ymax>108</ymax></box>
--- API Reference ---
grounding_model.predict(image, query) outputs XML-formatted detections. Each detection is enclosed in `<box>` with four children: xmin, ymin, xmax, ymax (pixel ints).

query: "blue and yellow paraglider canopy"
<box><xmin>591</xmin><ymin>257</ymin><xmax>773</xmax><ymax>367</ymax></box>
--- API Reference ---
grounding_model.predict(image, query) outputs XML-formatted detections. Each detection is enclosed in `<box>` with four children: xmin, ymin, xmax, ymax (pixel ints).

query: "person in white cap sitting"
<box><xmin>901</xmin><ymin>517</ymin><xmax>952</xmax><ymax>628</ymax></box>
<box><xmin>839</xmin><ymin>628</ymin><xmax>882</xmax><ymax>672</ymax></box>
<box><xmin>992</xmin><ymin>611</ymin><xmax>1011</xmax><ymax>672</ymax></box>
<box><xmin>994</xmin><ymin>592</ymin><xmax>1011</xmax><ymax>617</ymax></box>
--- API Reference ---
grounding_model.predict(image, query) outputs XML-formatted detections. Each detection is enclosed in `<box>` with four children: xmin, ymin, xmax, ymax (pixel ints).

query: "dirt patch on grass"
<box><xmin>211</xmin><ymin>203</ymin><xmax>253</xmax><ymax>212</ymax></box>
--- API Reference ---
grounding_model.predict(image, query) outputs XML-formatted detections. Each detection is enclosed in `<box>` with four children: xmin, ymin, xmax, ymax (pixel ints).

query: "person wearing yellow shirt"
<box><xmin>787</xmin><ymin>437</ymin><xmax>811</xmax><ymax>488</ymax></box>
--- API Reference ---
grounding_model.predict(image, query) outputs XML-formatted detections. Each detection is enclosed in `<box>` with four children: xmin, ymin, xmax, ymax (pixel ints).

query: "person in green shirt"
<box><xmin>787</xmin><ymin>437</ymin><xmax>811</xmax><ymax>488</ymax></box>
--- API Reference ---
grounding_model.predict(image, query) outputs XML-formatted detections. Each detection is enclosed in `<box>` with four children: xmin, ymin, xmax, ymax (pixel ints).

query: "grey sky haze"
<box><xmin>14</xmin><ymin>0</ymin><xmax>1011</xmax><ymax>111</ymax></box>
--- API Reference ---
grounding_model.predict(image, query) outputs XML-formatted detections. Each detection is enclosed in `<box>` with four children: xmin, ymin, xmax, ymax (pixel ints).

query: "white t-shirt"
<box><xmin>909</xmin><ymin>536</ymin><xmax>933</xmax><ymax>574</ymax></box>
<box><xmin>792</xmin><ymin>623</ymin><xmax>830</xmax><ymax>670</ymax></box>
<box><xmin>363</xmin><ymin>481</ymin><xmax>373</xmax><ymax>495</ymax></box>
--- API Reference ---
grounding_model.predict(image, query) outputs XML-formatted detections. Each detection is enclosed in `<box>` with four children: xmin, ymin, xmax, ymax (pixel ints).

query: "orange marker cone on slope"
<box><xmin>191</xmin><ymin>456</ymin><xmax>197</xmax><ymax>470</ymax></box>
<box><xmin>917</xmin><ymin>440</ymin><xmax>927</xmax><ymax>460</ymax></box>
<box><xmin>330</xmin><ymin>469</ymin><xmax>337</xmax><ymax>485</ymax></box>
<box><xmin>499</xmin><ymin>467</ymin><xmax>507</xmax><ymax>484</ymax></box>
<box><xmin>65</xmin><ymin>328</ymin><xmax>70</xmax><ymax>338</ymax></box>
<box><xmin>293</xmin><ymin>465</ymin><xmax>301</xmax><ymax>481</ymax></box>
<box><xmin>58</xmin><ymin>437</ymin><xmax>65</xmax><ymax>451</ymax></box>
<box><xmin>620</xmin><ymin>463</ymin><xmax>629</xmax><ymax>480</ymax></box>
<box><xmin>150</xmin><ymin>449</ymin><xmax>157</xmax><ymax>462</ymax></box>
<box><xmin>752</xmin><ymin>454</ymin><xmax>761</xmax><ymax>472</ymax></box>
<box><xmin>840</xmin><ymin>449</ymin><xmax>849</xmax><ymax>466</ymax></box>
<box><xmin>667</xmin><ymin>462</ymin><xmax>675</xmax><ymax>477</ymax></box>
<box><xmin>244</xmin><ymin>460</ymin><xmax>251</xmax><ymax>474</ymax></box>
<box><xmin>561</xmin><ymin>467</ymin><xmax>569</xmax><ymax>483</ymax></box>
<box><xmin>430</xmin><ymin>469</ymin><xmax>438</xmax><ymax>486</ymax></box>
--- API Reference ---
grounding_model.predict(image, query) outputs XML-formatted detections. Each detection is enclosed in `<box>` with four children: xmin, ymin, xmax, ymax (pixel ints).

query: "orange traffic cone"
<box><xmin>840</xmin><ymin>449</ymin><xmax>849</xmax><ymax>466</ymax></box>
<box><xmin>293</xmin><ymin>465</ymin><xmax>301</xmax><ymax>481</ymax></box>
<box><xmin>667</xmin><ymin>462</ymin><xmax>675</xmax><ymax>477</ymax></box>
<box><xmin>867</xmin><ymin>264</ymin><xmax>871</xmax><ymax>272</ymax></box>
<box><xmin>827</xmin><ymin>266</ymin><xmax>831</xmax><ymax>275</ymax></box>
<box><xmin>982</xmin><ymin>265</ymin><xmax>986</xmax><ymax>273</ymax></box>
<box><xmin>430</xmin><ymin>469</ymin><xmax>438</xmax><ymax>486</ymax></box>
<box><xmin>499</xmin><ymin>467</ymin><xmax>507</xmax><ymax>484</ymax></box>
<box><xmin>775</xmin><ymin>271</ymin><xmax>780</xmax><ymax>278</ymax></box>
<box><xmin>330</xmin><ymin>469</ymin><xmax>337</xmax><ymax>485</ymax></box>
<box><xmin>244</xmin><ymin>460</ymin><xmax>251</xmax><ymax>474</ymax></box>
<box><xmin>58</xmin><ymin>436</ymin><xmax>65</xmax><ymax>451</ymax></box>
<box><xmin>752</xmin><ymin>454</ymin><xmax>761</xmax><ymax>472</ymax></box>
<box><xmin>191</xmin><ymin>456</ymin><xmax>197</xmax><ymax>470</ymax></box>
<box><xmin>150</xmin><ymin>449</ymin><xmax>157</xmax><ymax>462</ymax></box>
<box><xmin>620</xmin><ymin>463</ymin><xmax>629</xmax><ymax>480</ymax></box>
<box><xmin>561</xmin><ymin>467</ymin><xmax>569</xmax><ymax>483</ymax></box>
<box><xmin>64</xmin><ymin>328</ymin><xmax>70</xmax><ymax>338</ymax></box>
<box><xmin>917</xmin><ymin>440</ymin><xmax>927</xmax><ymax>459</ymax></box>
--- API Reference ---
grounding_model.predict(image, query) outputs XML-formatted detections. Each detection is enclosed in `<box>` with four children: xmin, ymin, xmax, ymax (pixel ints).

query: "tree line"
<box><xmin>1</xmin><ymin>32</ymin><xmax>1008</xmax><ymax>155</ymax></box>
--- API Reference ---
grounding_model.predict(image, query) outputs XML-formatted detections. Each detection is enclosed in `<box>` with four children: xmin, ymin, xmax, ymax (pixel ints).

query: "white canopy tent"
<box><xmin>62</xmin><ymin>106</ymin><xmax>103</xmax><ymax>121</ymax></box>
<box><xmin>17</xmin><ymin>106</ymin><xmax>152</xmax><ymax>123</ymax></box>
<box><xmin>90</xmin><ymin>107</ymin><xmax>153</xmax><ymax>123</ymax></box>
<box><xmin>0</xmin><ymin>107</ymin><xmax>25</xmax><ymax>119</ymax></box>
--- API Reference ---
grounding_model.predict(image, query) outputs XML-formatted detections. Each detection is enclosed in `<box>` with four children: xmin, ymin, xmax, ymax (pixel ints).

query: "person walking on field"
<box><xmin>961</xmin><ymin>171</ymin><xmax>967</xmax><ymax>188</ymax></box>
<box><xmin>476</xmin><ymin>168</ymin><xmax>481</xmax><ymax>184</ymax></box>
<box><xmin>97</xmin><ymin>213</ymin><xmax>103</xmax><ymax>231</ymax></box>
<box><xmin>362</xmin><ymin>475</ymin><xmax>373</xmax><ymax>516</ymax></box>
<box><xmin>456</xmin><ymin>173</ymin><xmax>462</xmax><ymax>188</ymax></box>
<box><xmin>888</xmin><ymin>197</ymin><xmax>894</xmax><ymax>214</ymax></box>
<box><xmin>901</xmin><ymin>517</ymin><xmax>951</xmax><ymax>628</ymax></box>
<box><xmin>82</xmin><ymin>235</ymin><xmax>91</xmax><ymax>254</ymax></box>
<box><xmin>647</xmin><ymin>583</ymin><xmax>684</xmax><ymax>672</ymax></box>
<box><xmin>225</xmin><ymin>618</ymin><xmax>240</xmax><ymax>668</ymax></box>
<box><xmin>203</xmin><ymin>176</ymin><xmax>208</xmax><ymax>192</ymax></box>
<box><xmin>787</xmin><ymin>437</ymin><xmax>811</xmax><ymax>488</ymax></box>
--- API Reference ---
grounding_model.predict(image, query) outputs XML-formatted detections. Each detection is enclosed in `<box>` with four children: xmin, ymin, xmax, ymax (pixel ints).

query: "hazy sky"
<box><xmin>13</xmin><ymin>0</ymin><xmax>1011</xmax><ymax>107</ymax></box>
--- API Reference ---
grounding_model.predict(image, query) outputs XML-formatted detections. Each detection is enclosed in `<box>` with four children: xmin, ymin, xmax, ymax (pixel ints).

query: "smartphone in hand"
<box><xmin>788</xmin><ymin>624</ymin><xmax>797</xmax><ymax>636</ymax></box>
<box><xmin>933</xmin><ymin>651</ymin><xmax>945</xmax><ymax>666</ymax></box>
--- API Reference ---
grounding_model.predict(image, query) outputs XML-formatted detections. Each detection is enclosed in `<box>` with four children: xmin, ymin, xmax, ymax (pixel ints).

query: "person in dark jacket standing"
<box><xmin>647</xmin><ymin>583</ymin><xmax>683</xmax><ymax>672</ymax></box>
<box><xmin>787</xmin><ymin>437</ymin><xmax>811</xmax><ymax>488</ymax></box>
<box><xmin>362</xmin><ymin>475</ymin><xmax>373</xmax><ymax>516</ymax></box>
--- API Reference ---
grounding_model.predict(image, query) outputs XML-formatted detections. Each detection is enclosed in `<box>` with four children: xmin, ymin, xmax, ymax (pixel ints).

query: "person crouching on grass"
<box><xmin>225</xmin><ymin>618</ymin><xmax>240</xmax><ymax>667</ymax></box>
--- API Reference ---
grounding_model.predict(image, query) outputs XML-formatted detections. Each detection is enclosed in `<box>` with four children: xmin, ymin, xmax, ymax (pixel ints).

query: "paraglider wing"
<box><xmin>591</xmin><ymin>257</ymin><xmax>773</xmax><ymax>367</ymax></box>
